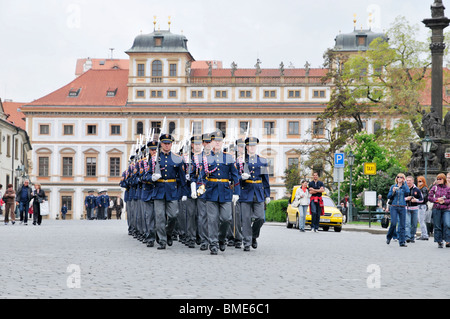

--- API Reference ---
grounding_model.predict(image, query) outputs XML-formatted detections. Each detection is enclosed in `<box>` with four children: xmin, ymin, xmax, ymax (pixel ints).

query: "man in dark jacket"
<box><xmin>16</xmin><ymin>179</ymin><xmax>32</xmax><ymax>225</ymax></box>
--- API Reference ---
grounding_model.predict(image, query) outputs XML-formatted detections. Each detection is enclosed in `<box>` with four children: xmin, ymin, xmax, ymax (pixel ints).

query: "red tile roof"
<box><xmin>75</xmin><ymin>58</ymin><xmax>129</xmax><ymax>76</ymax></box>
<box><xmin>2</xmin><ymin>100</ymin><xmax>27</xmax><ymax>130</ymax></box>
<box><xmin>26</xmin><ymin>69</ymin><xmax>129</xmax><ymax>107</ymax></box>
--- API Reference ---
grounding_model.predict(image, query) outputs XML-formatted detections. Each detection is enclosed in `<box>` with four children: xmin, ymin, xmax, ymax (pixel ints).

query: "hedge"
<box><xmin>265</xmin><ymin>199</ymin><xmax>289</xmax><ymax>222</ymax></box>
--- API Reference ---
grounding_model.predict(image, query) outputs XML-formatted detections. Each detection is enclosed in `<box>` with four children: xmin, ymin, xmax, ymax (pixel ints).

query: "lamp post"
<box><xmin>422</xmin><ymin>135</ymin><xmax>432</xmax><ymax>180</ymax></box>
<box><xmin>347</xmin><ymin>151</ymin><xmax>355</xmax><ymax>222</ymax></box>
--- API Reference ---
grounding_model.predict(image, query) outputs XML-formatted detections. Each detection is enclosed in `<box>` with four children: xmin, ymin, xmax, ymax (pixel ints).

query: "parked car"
<box><xmin>286</xmin><ymin>185</ymin><xmax>343</xmax><ymax>232</ymax></box>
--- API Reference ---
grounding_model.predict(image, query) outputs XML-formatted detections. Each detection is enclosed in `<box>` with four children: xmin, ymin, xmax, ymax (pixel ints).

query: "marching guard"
<box><xmin>201</xmin><ymin>131</ymin><xmax>240</xmax><ymax>255</ymax></box>
<box><xmin>152</xmin><ymin>134</ymin><xmax>187</xmax><ymax>250</ymax></box>
<box><xmin>141</xmin><ymin>140</ymin><xmax>158</xmax><ymax>247</ymax></box>
<box><xmin>184</xmin><ymin>135</ymin><xmax>203</xmax><ymax>248</ymax></box>
<box><xmin>239</xmin><ymin>137</ymin><xmax>271</xmax><ymax>251</ymax></box>
<box><xmin>84</xmin><ymin>190</ymin><xmax>97</xmax><ymax>220</ymax></box>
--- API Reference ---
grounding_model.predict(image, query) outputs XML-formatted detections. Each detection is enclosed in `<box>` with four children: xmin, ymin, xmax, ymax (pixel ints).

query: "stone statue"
<box><xmin>279</xmin><ymin>62</ymin><xmax>285</xmax><ymax>76</ymax></box>
<box><xmin>207</xmin><ymin>61</ymin><xmax>212</xmax><ymax>77</ymax></box>
<box><xmin>304</xmin><ymin>61</ymin><xmax>311</xmax><ymax>77</ymax></box>
<box><xmin>185</xmin><ymin>61</ymin><xmax>191</xmax><ymax>77</ymax></box>
<box><xmin>255</xmin><ymin>59</ymin><xmax>262</xmax><ymax>76</ymax></box>
<box><xmin>409</xmin><ymin>142</ymin><xmax>423</xmax><ymax>171</ymax></box>
<box><xmin>444</xmin><ymin>111</ymin><xmax>450</xmax><ymax>138</ymax></box>
<box><xmin>422</xmin><ymin>106</ymin><xmax>443</xmax><ymax>138</ymax></box>
<box><xmin>431</xmin><ymin>0</ymin><xmax>445</xmax><ymax>18</ymax></box>
<box><xmin>231</xmin><ymin>61</ymin><xmax>237</xmax><ymax>77</ymax></box>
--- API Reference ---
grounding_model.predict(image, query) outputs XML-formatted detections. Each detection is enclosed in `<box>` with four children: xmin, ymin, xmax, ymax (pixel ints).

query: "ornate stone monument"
<box><xmin>410</xmin><ymin>1</ymin><xmax>450</xmax><ymax>178</ymax></box>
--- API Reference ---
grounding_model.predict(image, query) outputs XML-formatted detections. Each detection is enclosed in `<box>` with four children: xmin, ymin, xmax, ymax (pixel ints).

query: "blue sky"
<box><xmin>0</xmin><ymin>0</ymin><xmax>435</xmax><ymax>102</ymax></box>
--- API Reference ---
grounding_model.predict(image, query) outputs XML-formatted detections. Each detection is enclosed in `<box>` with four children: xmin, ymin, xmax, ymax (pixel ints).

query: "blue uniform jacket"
<box><xmin>120</xmin><ymin>169</ymin><xmax>130</xmax><ymax>202</ymax></box>
<box><xmin>153</xmin><ymin>151</ymin><xmax>187</xmax><ymax>201</ymax></box>
<box><xmin>141</xmin><ymin>156</ymin><xmax>155</xmax><ymax>202</ymax></box>
<box><xmin>201</xmin><ymin>151</ymin><xmax>240</xmax><ymax>202</ymax></box>
<box><xmin>239</xmin><ymin>154</ymin><xmax>270</xmax><ymax>203</ymax></box>
<box><xmin>85</xmin><ymin>195</ymin><xmax>97</xmax><ymax>209</ymax></box>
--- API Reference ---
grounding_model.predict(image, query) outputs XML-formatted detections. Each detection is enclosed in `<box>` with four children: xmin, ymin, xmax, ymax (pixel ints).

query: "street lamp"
<box><xmin>422</xmin><ymin>135</ymin><xmax>432</xmax><ymax>179</ymax></box>
<box><xmin>347</xmin><ymin>151</ymin><xmax>355</xmax><ymax>222</ymax></box>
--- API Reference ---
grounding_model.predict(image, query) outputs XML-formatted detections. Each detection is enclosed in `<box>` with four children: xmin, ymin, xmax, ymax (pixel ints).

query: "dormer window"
<box><xmin>356</xmin><ymin>35</ymin><xmax>367</xmax><ymax>47</ymax></box>
<box><xmin>154</xmin><ymin>36</ymin><xmax>163</xmax><ymax>47</ymax></box>
<box><xmin>106</xmin><ymin>88</ymin><xmax>117</xmax><ymax>97</ymax></box>
<box><xmin>68</xmin><ymin>88</ymin><xmax>81</xmax><ymax>97</ymax></box>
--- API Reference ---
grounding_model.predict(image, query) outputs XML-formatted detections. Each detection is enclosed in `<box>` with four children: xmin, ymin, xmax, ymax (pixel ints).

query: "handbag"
<box><xmin>28</xmin><ymin>206</ymin><xmax>34</xmax><ymax>215</ymax></box>
<box><xmin>381</xmin><ymin>214</ymin><xmax>390</xmax><ymax>229</ymax></box>
<box><xmin>40</xmin><ymin>201</ymin><xmax>50</xmax><ymax>216</ymax></box>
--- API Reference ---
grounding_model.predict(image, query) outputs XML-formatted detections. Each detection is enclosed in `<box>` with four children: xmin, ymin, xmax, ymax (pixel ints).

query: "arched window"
<box><xmin>136</xmin><ymin>121</ymin><xmax>144</xmax><ymax>135</ymax></box>
<box><xmin>152</xmin><ymin>60</ymin><xmax>162</xmax><ymax>83</ymax></box>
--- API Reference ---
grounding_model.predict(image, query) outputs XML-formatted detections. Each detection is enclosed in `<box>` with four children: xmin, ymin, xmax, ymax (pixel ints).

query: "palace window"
<box><xmin>39</xmin><ymin>157</ymin><xmax>49</xmax><ymax>177</ymax></box>
<box><xmin>109</xmin><ymin>157</ymin><xmax>121</xmax><ymax>177</ymax></box>
<box><xmin>62</xmin><ymin>157</ymin><xmax>73</xmax><ymax>177</ymax></box>
<box><xmin>86</xmin><ymin>157</ymin><xmax>96</xmax><ymax>177</ymax></box>
<box><xmin>137</xmin><ymin>63</ymin><xmax>145</xmax><ymax>77</ymax></box>
<box><xmin>169</xmin><ymin>63</ymin><xmax>177</xmax><ymax>77</ymax></box>
<box><xmin>152</xmin><ymin>60</ymin><xmax>162</xmax><ymax>83</ymax></box>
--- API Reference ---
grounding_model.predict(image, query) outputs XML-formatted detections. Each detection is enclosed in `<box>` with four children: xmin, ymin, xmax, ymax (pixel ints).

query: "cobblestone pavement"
<box><xmin>0</xmin><ymin>219</ymin><xmax>449</xmax><ymax>299</ymax></box>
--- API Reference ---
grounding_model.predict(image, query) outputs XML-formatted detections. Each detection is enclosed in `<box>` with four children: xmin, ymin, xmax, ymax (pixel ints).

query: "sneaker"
<box><xmin>438</xmin><ymin>242</ymin><xmax>443</xmax><ymax>248</ymax></box>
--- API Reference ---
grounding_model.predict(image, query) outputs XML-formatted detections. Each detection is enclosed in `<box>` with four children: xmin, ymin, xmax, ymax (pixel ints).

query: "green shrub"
<box><xmin>265</xmin><ymin>199</ymin><xmax>289</xmax><ymax>222</ymax></box>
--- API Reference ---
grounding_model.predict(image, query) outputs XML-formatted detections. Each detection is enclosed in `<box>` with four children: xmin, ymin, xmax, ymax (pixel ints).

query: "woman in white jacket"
<box><xmin>292</xmin><ymin>180</ymin><xmax>311</xmax><ymax>232</ymax></box>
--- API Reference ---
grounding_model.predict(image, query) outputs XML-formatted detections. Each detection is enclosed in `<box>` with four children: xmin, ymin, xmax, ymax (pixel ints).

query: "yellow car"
<box><xmin>286</xmin><ymin>185</ymin><xmax>343</xmax><ymax>232</ymax></box>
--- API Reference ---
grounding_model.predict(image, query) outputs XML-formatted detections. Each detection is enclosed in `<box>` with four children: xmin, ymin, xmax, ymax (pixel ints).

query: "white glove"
<box><xmin>232</xmin><ymin>195</ymin><xmax>239</xmax><ymax>203</ymax></box>
<box><xmin>152</xmin><ymin>173</ymin><xmax>161</xmax><ymax>182</ymax></box>
<box><xmin>182</xmin><ymin>196</ymin><xmax>187</xmax><ymax>201</ymax></box>
<box><xmin>265</xmin><ymin>197</ymin><xmax>271</xmax><ymax>205</ymax></box>
<box><xmin>185</xmin><ymin>174</ymin><xmax>190</xmax><ymax>181</ymax></box>
<box><xmin>190</xmin><ymin>182</ymin><xmax>197</xmax><ymax>199</ymax></box>
<box><xmin>241</xmin><ymin>173</ymin><xmax>250</xmax><ymax>180</ymax></box>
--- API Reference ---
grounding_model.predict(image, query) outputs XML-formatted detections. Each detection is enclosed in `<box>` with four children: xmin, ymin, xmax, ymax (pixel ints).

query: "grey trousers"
<box><xmin>185</xmin><ymin>198</ymin><xmax>198</xmax><ymax>243</ymax></box>
<box><xmin>197</xmin><ymin>199</ymin><xmax>208</xmax><ymax>245</ymax></box>
<box><xmin>127</xmin><ymin>200</ymin><xmax>135</xmax><ymax>234</ymax></box>
<box><xmin>240</xmin><ymin>201</ymin><xmax>265</xmax><ymax>246</ymax></box>
<box><xmin>135</xmin><ymin>200</ymin><xmax>144</xmax><ymax>236</ymax></box>
<box><xmin>154</xmin><ymin>199</ymin><xmax>179</xmax><ymax>244</ymax></box>
<box><xmin>143</xmin><ymin>200</ymin><xmax>155</xmax><ymax>241</ymax></box>
<box><xmin>206</xmin><ymin>201</ymin><xmax>232</xmax><ymax>249</ymax></box>
<box><xmin>177</xmin><ymin>200</ymin><xmax>187</xmax><ymax>239</ymax></box>
<box><xmin>227</xmin><ymin>201</ymin><xmax>243</xmax><ymax>243</ymax></box>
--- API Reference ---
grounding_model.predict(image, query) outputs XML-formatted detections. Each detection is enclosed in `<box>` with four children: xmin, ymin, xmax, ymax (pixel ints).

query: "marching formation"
<box><xmin>120</xmin><ymin>121</ymin><xmax>271</xmax><ymax>255</ymax></box>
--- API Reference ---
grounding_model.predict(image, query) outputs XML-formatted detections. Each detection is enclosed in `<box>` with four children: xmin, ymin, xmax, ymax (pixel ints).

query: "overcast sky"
<box><xmin>0</xmin><ymin>0</ymin><xmax>435</xmax><ymax>103</ymax></box>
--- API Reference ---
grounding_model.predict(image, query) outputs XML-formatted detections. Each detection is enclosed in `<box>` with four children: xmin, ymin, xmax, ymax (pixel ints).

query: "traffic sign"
<box><xmin>334</xmin><ymin>153</ymin><xmax>345</xmax><ymax>168</ymax></box>
<box><xmin>363</xmin><ymin>162</ymin><xmax>377</xmax><ymax>175</ymax></box>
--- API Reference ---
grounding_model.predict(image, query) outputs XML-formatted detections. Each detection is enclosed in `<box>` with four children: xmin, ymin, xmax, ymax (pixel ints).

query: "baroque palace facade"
<box><xmin>21</xmin><ymin>27</ymin><xmax>386</xmax><ymax>219</ymax></box>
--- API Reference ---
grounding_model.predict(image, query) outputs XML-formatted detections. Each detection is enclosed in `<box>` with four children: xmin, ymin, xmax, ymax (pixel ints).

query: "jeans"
<box><xmin>432</xmin><ymin>209</ymin><xmax>450</xmax><ymax>243</ymax></box>
<box><xmin>387</xmin><ymin>206</ymin><xmax>406</xmax><ymax>245</ymax></box>
<box><xmin>310</xmin><ymin>201</ymin><xmax>321</xmax><ymax>230</ymax></box>
<box><xmin>405</xmin><ymin>209</ymin><xmax>418</xmax><ymax>241</ymax></box>
<box><xmin>19</xmin><ymin>201</ymin><xmax>29</xmax><ymax>223</ymax></box>
<box><xmin>298</xmin><ymin>205</ymin><xmax>308</xmax><ymax>230</ymax></box>
<box><xmin>418</xmin><ymin>205</ymin><xmax>429</xmax><ymax>239</ymax></box>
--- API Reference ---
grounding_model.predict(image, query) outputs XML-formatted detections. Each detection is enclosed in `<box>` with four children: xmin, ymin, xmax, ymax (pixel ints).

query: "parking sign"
<box><xmin>334</xmin><ymin>153</ymin><xmax>345</xmax><ymax>168</ymax></box>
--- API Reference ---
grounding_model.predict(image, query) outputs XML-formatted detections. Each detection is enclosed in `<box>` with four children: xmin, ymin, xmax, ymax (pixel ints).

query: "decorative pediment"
<box><xmin>60</xmin><ymin>147</ymin><xmax>76</xmax><ymax>154</ymax></box>
<box><xmin>36</xmin><ymin>147</ymin><xmax>53</xmax><ymax>154</ymax></box>
<box><xmin>106</xmin><ymin>148</ymin><xmax>123</xmax><ymax>154</ymax></box>
<box><xmin>285</xmin><ymin>148</ymin><xmax>301</xmax><ymax>156</ymax></box>
<box><xmin>260</xmin><ymin>148</ymin><xmax>277</xmax><ymax>156</ymax></box>
<box><xmin>83</xmin><ymin>148</ymin><xmax>100</xmax><ymax>154</ymax></box>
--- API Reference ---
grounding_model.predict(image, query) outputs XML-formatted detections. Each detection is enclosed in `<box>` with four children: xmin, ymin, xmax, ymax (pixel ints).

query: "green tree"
<box><xmin>339</xmin><ymin>132</ymin><xmax>405</xmax><ymax>210</ymax></box>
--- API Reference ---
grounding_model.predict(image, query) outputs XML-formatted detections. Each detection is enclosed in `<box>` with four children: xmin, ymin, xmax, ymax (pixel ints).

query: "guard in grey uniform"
<box><xmin>152</xmin><ymin>134</ymin><xmax>187</xmax><ymax>250</ymax></box>
<box><xmin>239</xmin><ymin>137</ymin><xmax>271</xmax><ymax>251</ymax></box>
<box><xmin>201</xmin><ymin>131</ymin><xmax>240</xmax><ymax>255</ymax></box>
